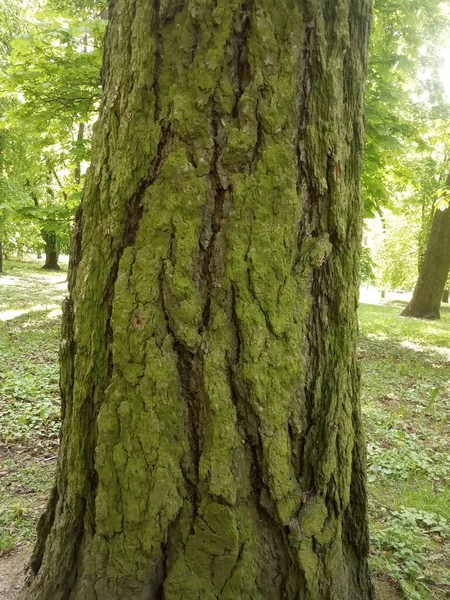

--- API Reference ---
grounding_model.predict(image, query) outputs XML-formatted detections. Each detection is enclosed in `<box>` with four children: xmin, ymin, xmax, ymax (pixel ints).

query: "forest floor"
<box><xmin>0</xmin><ymin>259</ymin><xmax>449</xmax><ymax>600</ymax></box>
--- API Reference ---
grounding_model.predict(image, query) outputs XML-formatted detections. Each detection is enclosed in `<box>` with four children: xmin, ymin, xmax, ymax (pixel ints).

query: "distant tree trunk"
<box><xmin>41</xmin><ymin>230</ymin><xmax>60</xmax><ymax>271</ymax></box>
<box><xmin>0</xmin><ymin>217</ymin><xmax>4</xmax><ymax>273</ymax></box>
<box><xmin>401</xmin><ymin>204</ymin><xmax>450</xmax><ymax>319</ymax></box>
<box><xmin>37</xmin><ymin>249</ymin><xmax>42</xmax><ymax>259</ymax></box>
<box><xmin>22</xmin><ymin>1</ymin><xmax>374</xmax><ymax>600</ymax></box>
<box><xmin>74</xmin><ymin>122</ymin><xmax>85</xmax><ymax>185</ymax></box>
<box><xmin>442</xmin><ymin>289</ymin><xmax>449</xmax><ymax>303</ymax></box>
<box><xmin>418</xmin><ymin>201</ymin><xmax>434</xmax><ymax>272</ymax></box>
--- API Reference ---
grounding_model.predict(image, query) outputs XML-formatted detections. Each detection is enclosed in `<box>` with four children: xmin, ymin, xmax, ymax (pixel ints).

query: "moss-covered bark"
<box><xmin>22</xmin><ymin>1</ymin><xmax>373</xmax><ymax>598</ymax></box>
<box><xmin>401</xmin><ymin>205</ymin><xmax>450</xmax><ymax>320</ymax></box>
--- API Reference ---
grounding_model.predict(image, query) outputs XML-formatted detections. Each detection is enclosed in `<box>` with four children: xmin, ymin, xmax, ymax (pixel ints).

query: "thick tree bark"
<box><xmin>22</xmin><ymin>1</ymin><xmax>373</xmax><ymax>599</ymax></box>
<box><xmin>41</xmin><ymin>230</ymin><xmax>61</xmax><ymax>270</ymax></box>
<box><xmin>401</xmin><ymin>205</ymin><xmax>450</xmax><ymax>319</ymax></box>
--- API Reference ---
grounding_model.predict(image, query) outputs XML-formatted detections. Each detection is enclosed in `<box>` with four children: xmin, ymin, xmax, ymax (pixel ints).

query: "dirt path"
<box><xmin>0</xmin><ymin>546</ymin><xmax>30</xmax><ymax>600</ymax></box>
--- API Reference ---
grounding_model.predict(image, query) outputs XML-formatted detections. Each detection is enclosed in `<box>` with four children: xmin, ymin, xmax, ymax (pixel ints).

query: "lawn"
<box><xmin>0</xmin><ymin>260</ymin><xmax>66</xmax><ymax>558</ymax></box>
<box><xmin>360</xmin><ymin>302</ymin><xmax>450</xmax><ymax>599</ymax></box>
<box><xmin>0</xmin><ymin>259</ymin><xmax>449</xmax><ymax>599</ymax></box>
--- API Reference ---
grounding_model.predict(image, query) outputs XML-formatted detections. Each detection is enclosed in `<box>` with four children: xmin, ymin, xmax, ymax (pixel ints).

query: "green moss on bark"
<box><xmin>22</xmin><ymin>1</ymin><xmax>374</xmax><ymax>599</ymax></box>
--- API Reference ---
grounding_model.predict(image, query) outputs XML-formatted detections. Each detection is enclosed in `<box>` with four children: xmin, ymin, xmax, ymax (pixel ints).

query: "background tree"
<box><xmin>364</xmin><ymin>0</ymin><xmax>450</xmax><ymax>217</ymax></box>
<box><xmin>401</xmin><ymin>176</ymin><xmax>450</xmax><ymax>319</ymax></box>
<box><xmin>376</xmin><ymin>213</ymin><xmax>421</xmax><ymax>292</ymax></box>
<box><xmin>361</xmin><ymin>0</ymin><xmax>450</xmax><ymax>296</ymax></box>
<box><xmin>21</xmin><ymin>1</ymin><xmax>374</xmax><ymax>599</ymax></box>
<box><xmin>0</xmin><ymin>0</ymin><xmax>23</xmax><ymax>272</ymax></box>
<box><xmin>373</xmin><ymin>131</ymin><xmax>450</xmax><ymax>293</ymax></box>
<box><xmin>0</xmin><ymin>2</ymin><xmax>104</xmax><ymax>267</ymax></box>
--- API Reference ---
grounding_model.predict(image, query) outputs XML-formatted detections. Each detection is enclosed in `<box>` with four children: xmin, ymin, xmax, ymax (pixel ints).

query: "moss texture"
<box><xmin>22</xmin><ymin>0</ymin><xmax>374</xmax><ymax>598</ymax></box>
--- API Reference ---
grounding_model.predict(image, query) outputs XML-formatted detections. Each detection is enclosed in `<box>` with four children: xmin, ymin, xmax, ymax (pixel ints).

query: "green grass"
<box><xmin>0</xmin><ymin>259</ymin><xmax>66</xmax><ymax>554</ymax></box>
<box><xmin>0</xmin><ymin>259</ymin><xmax>449</xmax><ymax>599</ymax></box>
<box><xmin>361</xmin><ymin>301</ymin><xmax>450</xmax><ymax>600</ymax></box>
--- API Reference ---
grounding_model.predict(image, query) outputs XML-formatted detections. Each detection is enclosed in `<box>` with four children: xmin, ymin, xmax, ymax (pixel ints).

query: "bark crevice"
<box><xmin>152</xmin><ymin>0</ymin><xmax>163</xmax><ymax>122</ymax></box>
<box><xmin>230</xmin><ymin>1</ymin><xmax>253</xmax><ymax>119</ymax></box>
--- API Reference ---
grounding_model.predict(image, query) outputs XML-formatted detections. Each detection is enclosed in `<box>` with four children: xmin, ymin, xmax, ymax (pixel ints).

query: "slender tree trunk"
<box><xmin>74</xmin><ymin>122</ymin><xmax>85</xmax><ymax>185</ymax></box>
<box><xmin>401</xmin><ymin>204</ymin><xmax>450</xmax><ymax>319</ymax></box>
<box><xmin>442</xmin><ymin>289</ymin><xmax>449</xmax><ymax>303</ymax></box>
<box><xmin>22</xmin><ymin>1</ymin><xmax>373</xmax><ymax>599</ymax></box>
<box><xmin>41</xmin><ymin>230</ymin><xmax>61</xmax><ymax>271</ymax></box>
<box><xmin>0</xmin><ymin>216</ymin><xmax>4</xmax><ymax>273</ymax></box>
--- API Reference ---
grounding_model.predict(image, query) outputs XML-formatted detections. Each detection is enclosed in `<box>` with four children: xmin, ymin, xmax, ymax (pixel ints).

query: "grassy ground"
<box><xmin>0</xmin><ymin>259</ymin><xmax>66</xmax><ymax>558</ymax></box>
<box><xmin>0</xmin><ymin>259</ymin><xmax>449</xmax><ymax>599</ymax></box>
<box><xmin>361</xmin><ymin>302</ymin><xmax>450</xmax><ymax>599</ymax></box>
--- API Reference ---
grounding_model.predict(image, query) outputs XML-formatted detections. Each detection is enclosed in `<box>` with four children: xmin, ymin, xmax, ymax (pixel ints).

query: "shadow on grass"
<box><xmin>359</xmin><ymin>336</ymin><xmax>450</xmax><ymax>369</ymax></box>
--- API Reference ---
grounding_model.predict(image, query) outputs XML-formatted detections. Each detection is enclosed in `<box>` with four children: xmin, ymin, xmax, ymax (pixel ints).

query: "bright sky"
<box><xmin>440</xmin><ymin>2</ymin><xmax>450</xmax><ymax>98</ymax></box>
<box><xmin>441</xmin><ymin>45</ymin><xmax>450</xmax><ymax>99</ymax></box>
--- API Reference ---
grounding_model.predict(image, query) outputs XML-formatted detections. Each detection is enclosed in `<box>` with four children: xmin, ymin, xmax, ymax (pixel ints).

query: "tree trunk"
<box><xmin>41</xmin><ymin>230</ymin><xmax>61</xmax><ymax>270</ymax></box>
<box><xmin>22</xmin><ymin>1</ymin><xmax>373</xmax><ymax>599</ymax></box>
<box><xmin>443</xmin><ymin>289</ymin><xmax>449</xmax><ymax>303</ymax></box>
<box><xmin>401</xmin><ymin>204</ymin><xmax>450</xmax><ymax>319</ymax></box>
<box><xmin>418</xmin><ymin>200</ymin><xmax>434</xmax><ymax>272</ymax></box>
<box><xmin>0</xmin><ymin>215</ymin><xmax>4</xmax><ymax>273</ymax></box>
<box><xmin>74</xmin><ymin>122</ymin><xmax>85</xmax><ymax>185</ymax></box>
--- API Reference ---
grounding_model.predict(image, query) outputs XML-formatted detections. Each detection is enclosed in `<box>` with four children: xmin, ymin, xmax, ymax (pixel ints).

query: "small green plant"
<box><xmin>371</xmin><ymin>506</ymin><xmax>450</xmax><ymax>599</ymax></box>
<box><xmin>11</xmin><ymin>502</ymin><xmax>26</xmax><ymax>520</ymax></box>
<box><xmin>428</xmin><ymin>387</ymin><xmax>440</xmax><ymax>411</ymax></box>
<box><xmin>0</xmin><ymin>532</ymin><xmax>15</xmax><ymax>555</ymax></box>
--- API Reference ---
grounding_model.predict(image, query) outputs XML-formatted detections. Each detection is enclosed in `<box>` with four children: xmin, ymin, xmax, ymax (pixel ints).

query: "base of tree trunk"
<box><xmin>42</xmin><ymin>252</ymin><xmax>61</xmax><ymax>271</ymax></box>
<box><xmin>400</xmin><ymin>305</ymin><xmax>440</xmax><ymax>320</ymax></box>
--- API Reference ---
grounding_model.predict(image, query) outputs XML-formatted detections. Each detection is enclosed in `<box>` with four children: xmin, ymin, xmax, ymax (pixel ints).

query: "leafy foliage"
<box><xmin>364</xmin><ymin>0</ymin><xmax>450</xmax><ymax>216</ymax></box>
<box><xmin>3</xmin><ymin>15</ymin><xmax>103</xmax><ymax>132</ymax></box>
<box><xmin>0</xmin><ymin>3</ymin><xmax>105</xmax><ymax>261</ymax></box>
